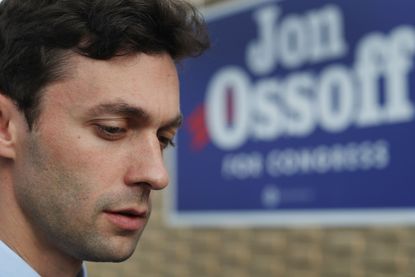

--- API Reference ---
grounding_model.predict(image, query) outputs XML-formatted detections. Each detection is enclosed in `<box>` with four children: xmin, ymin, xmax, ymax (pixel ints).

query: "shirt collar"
<box><xmin>0</xmin><ymin>240</ymin><xmax>87</xmax><ymax>277</ymax></box>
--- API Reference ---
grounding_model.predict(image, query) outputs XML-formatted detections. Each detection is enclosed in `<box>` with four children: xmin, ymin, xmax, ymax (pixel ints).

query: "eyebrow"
<box><xmin>87</xmin><ymin>102</ymin><xmax>183</xmax><ymax>129</ymax></box>
<box><xmin>160</xmin><ymin>113</ymin><xmax>183</xmax><ymax>130</ymax></box>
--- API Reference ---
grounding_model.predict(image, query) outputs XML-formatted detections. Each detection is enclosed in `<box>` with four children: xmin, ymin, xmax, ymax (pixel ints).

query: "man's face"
<box><xmin>11</xmin><ymin>53</ymin><xmax>180</xmax><ymax>262</ymax></box>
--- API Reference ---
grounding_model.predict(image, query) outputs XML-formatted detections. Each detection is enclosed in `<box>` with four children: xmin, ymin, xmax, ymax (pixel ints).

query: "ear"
<box><xmin>0</xmin><ymin>93</ymin><xmax>24</xmax><ymax>160</ymax></box>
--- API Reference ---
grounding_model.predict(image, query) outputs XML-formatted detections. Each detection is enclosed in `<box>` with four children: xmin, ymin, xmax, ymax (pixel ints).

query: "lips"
<box><xmin>104</xmin><ymin>208</ymin><xmax>148</xmax><ymax>231</ymax></box>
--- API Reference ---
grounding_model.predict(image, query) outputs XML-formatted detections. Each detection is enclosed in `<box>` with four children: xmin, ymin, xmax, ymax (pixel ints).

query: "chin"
<box><xmin>84</xmin><ymin>248</ymin><xmax>136</xmax><ymax>263</ymax></box>
<box><xmin>101</xmin><ymin>252</ymin><xmax>135</xmax><ymax>263</ymax></box>
<box><xmin>75</xmin><ymin>235</ymin><xmax>140</xmax><ymax>263</ymax></box>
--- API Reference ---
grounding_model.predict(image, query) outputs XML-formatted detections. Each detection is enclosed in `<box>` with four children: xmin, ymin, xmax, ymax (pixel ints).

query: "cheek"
<box><xmin>47</xmin><ymin>134</ymin><xmax>129</xmax><ymax>194</ymax></box>
<box><xmin>22</xmin><ymin>133</ymin><xmax>96</xmax><ymax>207</ymax></box>
<box><xmin>13</xmin><ymin>148</ymin><xmax>89</xmax><ymax>229</ymax></box>
<box><xmin>37</xmin><ymin>120</ymin><xmax>133</xmax><ymax>193</ymax></box>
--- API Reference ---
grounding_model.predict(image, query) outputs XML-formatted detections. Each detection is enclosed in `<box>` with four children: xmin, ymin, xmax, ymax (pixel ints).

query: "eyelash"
<box><xmin>95</xmin><ymin>124</ymin><xmax>176</xmax><ymax>149</ymax></box>
<box><xmin>95</xmin><ymin>124</ymin><xmax>127</xmax><ymax>140</ymax></box>
<box><xmin>158</xmin><ymin>136</ymin><xmax>176</xmax><ymax>150</ymax></box>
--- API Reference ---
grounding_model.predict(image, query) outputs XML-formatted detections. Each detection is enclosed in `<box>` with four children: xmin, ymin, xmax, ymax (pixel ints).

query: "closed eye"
<box><xmin>94</xmin><ymin>124</ymin><xmax>127</xmax><ymax>140</ymax></box>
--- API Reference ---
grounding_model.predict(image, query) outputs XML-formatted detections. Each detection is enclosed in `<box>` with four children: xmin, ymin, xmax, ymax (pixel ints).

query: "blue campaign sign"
<box><xmin>168</xmin><ymin>0</ymin><xmax>415</xmax><ymax>226</ymax></box>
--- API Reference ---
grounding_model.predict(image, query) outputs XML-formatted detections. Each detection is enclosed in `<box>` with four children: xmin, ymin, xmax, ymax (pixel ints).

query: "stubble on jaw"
<box><xmin>14</xmin><ymin>132</ymin><xmax>148</xmax><ymax>263</ymax></box>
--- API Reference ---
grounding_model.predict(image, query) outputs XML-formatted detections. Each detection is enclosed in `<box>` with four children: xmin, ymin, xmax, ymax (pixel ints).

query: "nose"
<box><xmin>124</xmin><ymin>134</ymin><xmax>169</xmax><ymax>190</ymax></box>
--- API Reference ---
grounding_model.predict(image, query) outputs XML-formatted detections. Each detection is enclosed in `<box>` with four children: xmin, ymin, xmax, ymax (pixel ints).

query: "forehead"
<box><xmin>39</xmin><ymin>52</ymin><xmax>180</xmax><ymax>123</ymax></box>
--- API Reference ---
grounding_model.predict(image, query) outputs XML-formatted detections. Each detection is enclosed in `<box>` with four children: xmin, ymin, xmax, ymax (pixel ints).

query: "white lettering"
<box><xmin>385</xmin><ymin>26</ymin><xmax>415</xmax><ymax>122</ymax></box>
<box><xmin>246</xmin><ymin>4</ymin><xmax>348</xmax><ymax>74</ymax></box>
<box><xmin>318</xmin><ymin>65</ymin><xmax>355</xmax><ymax>132</ymax></box>
<box><xmin>206</xmin><ymin>6</ymin><xmax>415</xmax><ymax>151</ymax></box>
<box><xmin>221</xmin><ymin>152</ymin><xmax>263</xmax><ymax>180</ymax></box>
<box><xmin>266</xmin><ymin>140</ymin><xmax>390</xmax><ymax>177</ymax></box>
<box><xmin>251</xmin><ymin>79</ymin><xmax>285</xmax><ymax>140</ymax></box>
<box><xmin>206</xmin><ymin>67</ymin><xmax>250</xmax><ymax>150</ymax></box>
<box><xmin>355</xmin><ymin>33</ymin><xmax>388</xmax><ymax>127</ymax></box>
<box><xmin>246</xmin><ymin>6</ymin><xmax>280</xmax><ymax>75</ymax></box>
<box><xmin>284</xmin><ymin>73</ymin><xmax>316</xmax><ymax>136</ymax></box>
<box><xmin>278</xmin><ymin>14</ymin><xmax>308</xmax><ymax>68</ymax></box>
<box><xmin>307</xmin><ymin>5</ymin><xmax>347</xmax><ymax>63</ymax></box>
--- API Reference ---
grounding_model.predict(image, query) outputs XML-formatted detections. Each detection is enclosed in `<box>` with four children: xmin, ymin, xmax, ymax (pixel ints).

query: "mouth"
<box><xmin>104</xmin><ymin>208</ymin><xmax>148</xmax><ymax>231</ymax></box>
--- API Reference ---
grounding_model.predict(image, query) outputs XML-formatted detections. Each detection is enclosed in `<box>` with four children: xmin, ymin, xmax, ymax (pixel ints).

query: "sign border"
<box><xmin>166</xmin><ymin>0</ymin><xmax>415</xmax><ymax>227</ymax></box>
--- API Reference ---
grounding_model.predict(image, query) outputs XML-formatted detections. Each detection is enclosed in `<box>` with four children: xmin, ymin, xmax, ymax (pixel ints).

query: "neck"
<box><xmin>0</xmin><ymin>171</ymin><xmax>83</xmax><ymax>277</ymax></box>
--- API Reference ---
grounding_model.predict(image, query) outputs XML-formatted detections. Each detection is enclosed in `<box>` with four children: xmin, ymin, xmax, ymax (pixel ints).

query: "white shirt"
<box><xmin>0</xmin><ymin>240</ymin><xmax>87</xmax><ymax>277</ymax></box>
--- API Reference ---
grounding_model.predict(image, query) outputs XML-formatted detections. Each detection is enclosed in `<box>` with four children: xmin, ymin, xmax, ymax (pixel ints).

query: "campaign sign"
<box><xmin>168</xmin><ymin>0</ymin><xmax>415</xmax><ymax>226</ymax></box>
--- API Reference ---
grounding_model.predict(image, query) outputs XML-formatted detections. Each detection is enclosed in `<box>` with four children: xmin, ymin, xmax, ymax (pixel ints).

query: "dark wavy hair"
<box><xmin>0</xmin><ymin>0</ymin><xmax>209</xmax><ymax>127</ymax></box>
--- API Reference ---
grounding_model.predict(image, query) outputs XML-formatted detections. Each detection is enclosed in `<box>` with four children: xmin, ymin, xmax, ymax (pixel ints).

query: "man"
<box><xmin>0</xmin><ymin>0</ymin><xmax>209</xmax><ymax>276</ymax></box>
